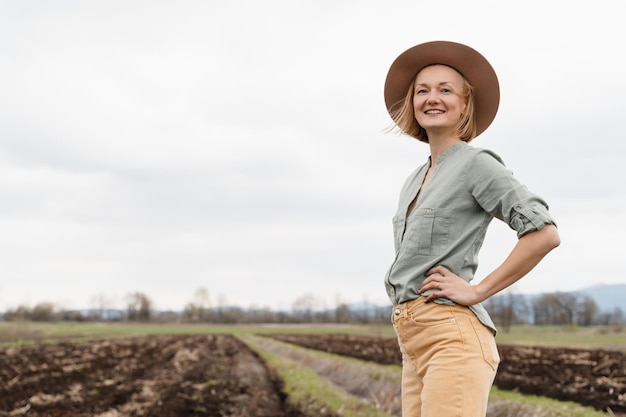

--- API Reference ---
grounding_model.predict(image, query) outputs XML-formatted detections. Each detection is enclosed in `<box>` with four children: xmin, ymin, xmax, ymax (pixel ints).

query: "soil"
<box><xmin>0</xmin><ymin>335</ymin><xmax>312</xmax><ymax>417</ymax></box>
<box><xmin>1</xmin><ymin>332</ymin><xmax>624</xmax><ymax>416</ymax></box>
<box><xmin>266</xmin><ymin>333</ymin><xmax>626</xmax><ymax>414</ymax></box>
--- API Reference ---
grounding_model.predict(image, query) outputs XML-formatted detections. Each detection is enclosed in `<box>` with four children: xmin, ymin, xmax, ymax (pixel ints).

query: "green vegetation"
<box><xmin>0</xmin><ymin>321</ymin><xmax>395</xmax><ymax>346</ymax></box>
<box><xmin>488</xmin><ymin>387</ymin><xmax>612</xmax><ymax>417</ymax></box>
<box><xmin>242</xmin><ymin>335</ymin><xmax>395</xmax><ymax>417</ymax></box>
<box><xmin>495</xmin><ymin>324</ymin><xmax>626</xmax><ymax>349</ymax></box>
<box><xmin>2</xmin><ymin>321</ymin><xmax>623</xmax><ymax>349</ymax></box>
<box><xmin>245</xmin><ymin>334</ymin><xmax>401</xmax><ymax>413</ymax></box>
<box><xmin>0</xmin><ymin>322</ymin><xmax>626</xmax><ymax>349</ymax></box>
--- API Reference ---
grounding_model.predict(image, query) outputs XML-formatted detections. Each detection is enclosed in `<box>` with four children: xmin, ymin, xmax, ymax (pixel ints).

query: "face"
<box><xmin>413</xmin><ymin>65</ymin><xmax>467</xmax><ymax>136</ymax></box>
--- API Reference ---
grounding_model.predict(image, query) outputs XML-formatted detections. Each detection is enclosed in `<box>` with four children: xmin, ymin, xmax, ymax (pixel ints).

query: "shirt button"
<box><xmin>394</xmin><ymin>309</ymin><xmax>401</xmax><ymax>316</ymax></box>
<box><xmin>426</xmin><ymin>208</ymin><xmax>433</xmax><ymax>213</ymax></box>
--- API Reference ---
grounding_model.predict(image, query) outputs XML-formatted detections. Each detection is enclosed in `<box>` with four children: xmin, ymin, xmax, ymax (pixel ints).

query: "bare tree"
<box><xmin>484</xmin><ymin>291</ymin><xmax>530</xmax><ymax>332</ymax></box>
<box><xmin>533</xmin><ymin>293</ymin><xmax>564</xmax><ymax>325</ymax></box>
<box><xmin>247</xmin><ymin>305</ymin><xmax>276</xmax><ymax>323</ymax></box>
<box><xmin>90</xmin><ymin>293</ymin><xmax>114</xmax><ymax>320</ymax></box>
<box><xmin>335</xmin><ymin>303</ymin><xmax>351</xmax><ymax>323</ymax></box>
<box><xmin>292</xmin><ymin>293</ymin><xmax>316</xmax><ymax>323</ymax></box>
<box><xmin>4</xmin><ymin>302</ymin><xmax>58</xmax><ymax>322</ymax></box>
<box><xmin>3</xmin><ymin>305</ymin><xmax>30</xmax><ymax>321</ymax></box>
<box><xmin>611</xmin><ymin>307</ymin><xmax>625</xmax><ymax>325</ymax></box>
<box><xmin>126</xmin><ymin>292</ymin><xmax>152</xmax><ymax>322</ymax></box>
<box><xmin>31</xmin><ymin>302</ymin><xmax>57</xmax><ymax>321</ymax></box>
<box><xmin>599</xmin><ymin>307</ymin><xmax>625</xmax><ymax>326</ymax></box>
<box><xmin>183</xmin><ymin>287</ymin><xmax>211</xmax><ymax>322</ymax></box>
<box><xmin>215</xmin><ymin>294</ymin><xmax>229</xmax><ymax>323</ymax></box>
<box><xmin>576</xmin><ymin>295</ymin><xmax>599</xmax><ymax>326</ymax></box>
<box><xmin>532</xmin><ymin>292</ymin><xmax>586</xmax><ymax>325</ymax></box>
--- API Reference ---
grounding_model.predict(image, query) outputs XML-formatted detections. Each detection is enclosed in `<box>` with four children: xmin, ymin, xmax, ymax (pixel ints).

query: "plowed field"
<box><xmin>0</xmin><ymin>335</ymin><xmax>308</xmax><ymax>417</ymax></box>
<box><xmin>2</xmin><ymin>332</ymin><xmax>624</xmax><ymax>416</ymax></box>
<box><xmin>267</xmin><ymin>333</ymin><xmax>626</xmax><ymax>414</ymax></box>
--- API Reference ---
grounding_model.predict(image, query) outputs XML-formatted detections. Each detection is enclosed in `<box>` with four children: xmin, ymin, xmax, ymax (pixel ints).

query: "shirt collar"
<box><xmin>429</xmin><ymin>141</ymin><xmax>467</xmax><ymax>165</ymax></box>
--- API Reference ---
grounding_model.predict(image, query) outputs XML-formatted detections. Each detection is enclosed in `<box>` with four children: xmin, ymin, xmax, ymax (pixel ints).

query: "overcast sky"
<box><xmin>1</xmin><ymin>0</ymin><xmax>624</xmax><ymax>312</ymax></box>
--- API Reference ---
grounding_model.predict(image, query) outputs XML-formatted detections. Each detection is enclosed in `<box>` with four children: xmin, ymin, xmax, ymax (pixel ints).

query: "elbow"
<box><xmin>521</xmin><ymin>224</ymin><xmax>560</xmax><ymax>256</ymax></box>
<box><xmin>542</xmin><ymin>224</ymin><xmax>561</xmax><ymax>252</ymax></box>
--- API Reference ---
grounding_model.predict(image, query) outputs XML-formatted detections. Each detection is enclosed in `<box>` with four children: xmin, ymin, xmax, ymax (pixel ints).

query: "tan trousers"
<box><xmin>392</xmin><ymin>297</ymin><xmax>500</xmax><ymax>417</ymax></box>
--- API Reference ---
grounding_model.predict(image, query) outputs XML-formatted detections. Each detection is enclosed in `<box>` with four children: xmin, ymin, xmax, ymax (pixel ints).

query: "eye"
<box><xmin>415</xmin><ymin>88</ymin><xmax>428</xmax><ymax>95</ymax></box>
<box><xmin>441</xmin><ymin>88</ymin><xmax>452</xmax><ymax>93</ymax></box>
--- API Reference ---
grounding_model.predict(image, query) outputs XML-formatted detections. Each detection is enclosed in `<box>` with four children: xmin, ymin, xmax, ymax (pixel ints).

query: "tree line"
<box><xmin>2</xmin><ymin>288</ymin><xmax>624</xmax><ymax>331</ymax></box>
<box><xmin>483</xmin><ymin>291</ymin><xmax>624</xmax><ymax>332</ymax></box>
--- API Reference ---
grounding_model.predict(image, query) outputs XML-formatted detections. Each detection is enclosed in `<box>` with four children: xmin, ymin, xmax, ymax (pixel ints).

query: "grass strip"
<box><xmin>243</xmin><ymin>334</ymin><xmax>616</xmax><ymax>417</ymax></box>
<box><xmin>0</xmin><ymin>322</ymin><xmax>395</xmax><ymax>347</ymax></box>
<box><xmin>488</xmin><ymin>387</ymin><xmax>614</xmax><ymax>417</ymax></box>
<box><xmin>247</xmin><ymin>334</ymin><xmax>401</xmax><ymax>413</ymax></box>
<box><xmin>241</xmin><ymin>335</ymin><xmax>394</xmax><ymax>417</ymax></box>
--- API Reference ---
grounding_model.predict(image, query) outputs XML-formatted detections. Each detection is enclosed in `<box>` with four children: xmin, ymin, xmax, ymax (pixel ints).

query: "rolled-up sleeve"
<box><xmin>467</xmin><ymin>150</ymin><xmax>556</xmax><ymax>238</ymax></box>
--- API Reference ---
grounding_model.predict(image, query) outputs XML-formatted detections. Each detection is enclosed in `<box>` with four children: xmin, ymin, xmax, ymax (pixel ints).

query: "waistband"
<box><xmin>393</xmin><ymin>296</ymin><xmax>428</xmax><ymax>318</ymax></box>
<box><xmin>393</xmin><ymin>295</ymin><xmax>468</xmax><ymax>319</ymax></box>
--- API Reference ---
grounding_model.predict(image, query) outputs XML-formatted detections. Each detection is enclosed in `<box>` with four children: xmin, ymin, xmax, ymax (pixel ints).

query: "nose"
<box><xmin>426</xmin><ymin>92</ymin><xmax>440</xmax><ymax>104</ymax></box>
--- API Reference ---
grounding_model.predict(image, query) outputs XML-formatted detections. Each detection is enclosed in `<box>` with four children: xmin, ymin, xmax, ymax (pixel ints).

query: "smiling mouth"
<box><xmin>424</xmin><ymin>110</ymin><xmax>445</xmax><ymax>114</ymax></box>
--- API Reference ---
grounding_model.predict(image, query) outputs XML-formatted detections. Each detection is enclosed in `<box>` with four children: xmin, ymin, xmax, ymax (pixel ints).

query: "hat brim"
<box><xmin>384</xmin><ymin>41</ymin><xmax>500</xmax><ymax>139</ymax></box>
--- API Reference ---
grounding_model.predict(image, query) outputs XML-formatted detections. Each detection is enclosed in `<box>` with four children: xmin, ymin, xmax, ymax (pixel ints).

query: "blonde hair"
<box><xmin>389</xmin><ymin>66</ymin><xmax>477</xmax><ymax>143</ymax></box>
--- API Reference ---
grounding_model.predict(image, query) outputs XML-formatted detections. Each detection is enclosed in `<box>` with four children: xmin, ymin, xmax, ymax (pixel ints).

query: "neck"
<box><xmin>427</xmin><ymin>134</ymin><xmax>462</xmax><ymax>165</ymax></box>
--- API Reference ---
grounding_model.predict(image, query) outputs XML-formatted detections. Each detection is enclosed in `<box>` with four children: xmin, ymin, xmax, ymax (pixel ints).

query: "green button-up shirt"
<box><xmin>384</xmin><ymin>141</ymin><xmax>555</xmax><ymax>333</ymax></box>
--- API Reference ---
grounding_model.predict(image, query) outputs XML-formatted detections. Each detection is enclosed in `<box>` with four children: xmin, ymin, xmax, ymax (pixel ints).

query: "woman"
<box><xmin>383</xmin><ymin>41</ymin><xmax>560</xmax><ymax>417</ymax></box>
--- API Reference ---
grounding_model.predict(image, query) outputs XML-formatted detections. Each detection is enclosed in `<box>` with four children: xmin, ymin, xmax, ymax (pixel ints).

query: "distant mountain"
<box><xmin>521</xmin><ymin>283</ymin><xmax>625</xmax><ymax>313</ymax></box>
<box><xmin>577</xmin><ymin>283</ymin><xmax>625</xmax><ymax>312</ymax></box>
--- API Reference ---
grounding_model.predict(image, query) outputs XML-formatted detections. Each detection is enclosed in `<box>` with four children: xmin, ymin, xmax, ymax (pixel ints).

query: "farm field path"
<box><xmin>246</xmin><ymin>334</ymin><xmax>402</xmax><ymax>415</ymax></box>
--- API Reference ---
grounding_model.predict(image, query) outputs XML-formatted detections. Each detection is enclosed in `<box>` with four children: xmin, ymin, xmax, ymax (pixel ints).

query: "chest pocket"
<box><xmin>404</xmin><ymin>207</ymin><xmax>451</xmax><ymax>255</ymax></box>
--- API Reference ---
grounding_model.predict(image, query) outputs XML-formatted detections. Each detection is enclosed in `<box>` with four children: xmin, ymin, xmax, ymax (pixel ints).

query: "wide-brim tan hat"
<box><xmin>384</xmin><ymin>40</ymin><xmax>500</xmax><ymax>138</ymax></box>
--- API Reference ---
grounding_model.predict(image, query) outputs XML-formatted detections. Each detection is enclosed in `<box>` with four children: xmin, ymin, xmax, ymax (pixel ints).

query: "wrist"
<box><xmin>473</xmin><ymin>282</ymin><xmax>489</xmax><ymax>304</ymax></box>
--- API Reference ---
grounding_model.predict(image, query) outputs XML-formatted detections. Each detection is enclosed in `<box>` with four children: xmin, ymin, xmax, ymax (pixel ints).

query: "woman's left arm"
<box><xmin>421</xmin><ymin>224</ymin><xmax>561</xmax><ymax>305</ymax></box>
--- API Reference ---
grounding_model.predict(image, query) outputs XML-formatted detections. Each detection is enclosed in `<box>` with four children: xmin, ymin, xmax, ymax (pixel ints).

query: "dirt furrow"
<box><xmin>0</xmin><ymin>335</ymin><xmax>303</xmax><ymax>417</ymax></box>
